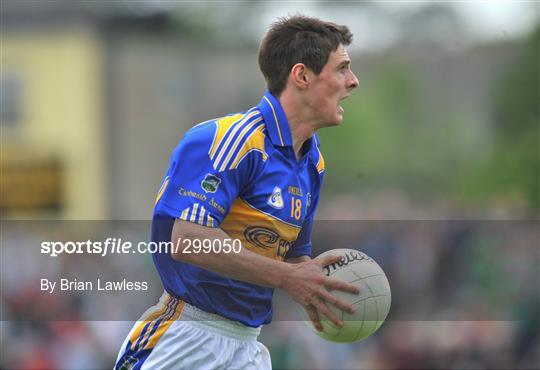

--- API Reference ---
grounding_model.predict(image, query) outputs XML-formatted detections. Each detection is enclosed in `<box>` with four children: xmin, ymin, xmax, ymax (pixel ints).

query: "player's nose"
<box><xmin>348</xmin><ymin>71</ymin><xmax>359</xmax><ymax>90</ymax></box>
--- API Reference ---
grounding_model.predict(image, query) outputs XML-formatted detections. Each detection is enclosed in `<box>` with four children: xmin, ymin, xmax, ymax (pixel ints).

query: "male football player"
<box><xmin>116</xmin><ymin>15</ymin><xmax>359</xmax><ymax>369</ymax></box>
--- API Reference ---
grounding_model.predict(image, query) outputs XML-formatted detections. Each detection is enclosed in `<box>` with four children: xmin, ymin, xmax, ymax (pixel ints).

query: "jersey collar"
<box><xmin>257</xmin><ymin>91</ymin><xmax>322</xmax><ymax>165</ymax></box>
<box><xmin>257</xmin><ymin>91</ymin><xmax>293</xmax><ymax>147</ymax></box>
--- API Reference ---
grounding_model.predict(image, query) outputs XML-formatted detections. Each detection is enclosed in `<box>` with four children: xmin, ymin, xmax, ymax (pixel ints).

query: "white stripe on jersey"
<box><xmin>198</xmin><ymin>206</ymin><xmax>206</xmax><ymax>225</ymax></box>
<box><xmin>190</xmin><ymin>203</ymin><xmax>199</xmax><ymax>222</ymax></box>
<box><xmin>218</xmin><ymin>118</ymin><xmax>264</xmax><ymax>172</ymax></box>
<box><xmin>212</xmin><ymin>110</ymin><xmax>259</xmax><ymax>169</ymax></box>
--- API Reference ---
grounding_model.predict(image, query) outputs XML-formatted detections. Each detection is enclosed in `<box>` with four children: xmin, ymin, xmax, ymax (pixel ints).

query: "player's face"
<box><xmin>307</xmin><ymin>44</ymin><xmax>359</xmax><ymax>127</ymax></box>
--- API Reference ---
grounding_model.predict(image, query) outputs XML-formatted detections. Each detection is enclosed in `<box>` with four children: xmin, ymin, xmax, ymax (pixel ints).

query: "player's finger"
<box><xmin>312</xmin><ymin>297</ymin><xmax>343</xmax><ymax>327</ymax></box>
<box><xmin>305</xmin><ymin>305</ymin><xmax>322</xmax><ymax>332</ymax></box>
<box><xmin>318</xmin><ymin>288</ymin><xmax>355</xmax><ymax>314</ymax></box>
<box><xmin>325</xmin><ymin>278</ymin><xmax>360</xmax><ymax>294</ymax></box>
<box><xmin>314</xmin><ymin>254</ymin><xmax>343</xmax><ymax>268</ymax></box>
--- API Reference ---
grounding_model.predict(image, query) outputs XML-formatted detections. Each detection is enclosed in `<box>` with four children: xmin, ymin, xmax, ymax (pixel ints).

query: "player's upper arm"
<box><xmin>154</xmin><ymin>120</ymin><xmax>261</xmax><ymax>227</ymax></box>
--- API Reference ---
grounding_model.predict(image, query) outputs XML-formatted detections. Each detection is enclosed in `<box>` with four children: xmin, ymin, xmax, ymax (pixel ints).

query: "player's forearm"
<box><xmin>286</xmin><ymin>255</ymin><xmax>311</xmax><ymax>264</ymax></box>
<box><xmin>171</xmin><ymin>219</ymin><xmax>291</xmax><ymax>289</ymax></box>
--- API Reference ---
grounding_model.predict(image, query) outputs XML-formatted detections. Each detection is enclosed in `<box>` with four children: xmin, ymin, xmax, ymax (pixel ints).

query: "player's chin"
<box><xmin>334</xmin><ymin>106</ymin><xmax>345</xmax><ymax>124</ymax></box>
<box><xmin>321</xmin><ymin>112</ymin><xmax>344</xmax><ymax>128</ymax></box>
<box><xmin>329</xmin><ymin>113</ymin><xmax>344</xmax><ymax>126</ymax></box>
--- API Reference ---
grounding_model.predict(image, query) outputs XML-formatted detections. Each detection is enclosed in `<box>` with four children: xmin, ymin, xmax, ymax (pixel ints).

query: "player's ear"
<box><xmin>290</xmin><ymin>63</ymin><xmax>310</xmax><ymax>89</ymax></box>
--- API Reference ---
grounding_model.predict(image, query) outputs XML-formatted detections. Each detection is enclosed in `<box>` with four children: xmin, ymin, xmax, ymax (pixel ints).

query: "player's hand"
<box><xmin>281</xmin><ymin>254</ymin><xmax>360</xmax><ymax>331</ymax></box>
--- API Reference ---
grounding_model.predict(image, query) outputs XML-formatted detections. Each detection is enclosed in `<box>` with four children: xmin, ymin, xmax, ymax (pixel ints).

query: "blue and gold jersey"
<box><xmin>151</xmin><ymin>92</ymin><xmax>325</xmax><ymax>327</ymax></box>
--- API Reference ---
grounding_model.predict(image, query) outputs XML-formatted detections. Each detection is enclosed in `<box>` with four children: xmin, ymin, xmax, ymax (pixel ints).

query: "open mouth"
<box><xmin>338</xmin><ymin>95</ymin><xmax>350</xmax><ymax>113</ymax></box>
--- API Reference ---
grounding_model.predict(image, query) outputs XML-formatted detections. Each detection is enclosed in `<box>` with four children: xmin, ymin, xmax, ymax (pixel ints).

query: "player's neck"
<box><xmin>278</xmin><ymin>92</ymin><xmax>317</xmax><ymax>160</ymax></box>
<box><xmin>290</xmin><ymin>124</ymin><xmax>313</xmax><ymax>161</ymax></box>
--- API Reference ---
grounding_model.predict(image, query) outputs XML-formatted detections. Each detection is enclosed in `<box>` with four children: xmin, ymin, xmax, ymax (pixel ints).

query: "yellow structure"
<box><xmin>1</xmin><ymin>26</ymin><xmax>107</xmax><ymax>219</ymax></box>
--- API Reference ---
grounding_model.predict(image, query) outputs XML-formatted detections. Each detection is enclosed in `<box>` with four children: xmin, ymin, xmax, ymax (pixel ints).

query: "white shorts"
<box><xmin>114</xmin><ymin>292</ymin><xmax>272</xmax><ymax>370</ymax></box>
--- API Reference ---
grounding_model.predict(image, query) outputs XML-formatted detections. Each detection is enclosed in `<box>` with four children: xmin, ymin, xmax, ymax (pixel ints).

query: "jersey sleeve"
<box><xmin>154</xmin><ymin>122</ymin><xmax>253</xmax><ymax>227</ymax></box>
<box><xmin>285</xmin><ymin>217</ymin><xmax>314</xmax><ymax>259</ymax></box>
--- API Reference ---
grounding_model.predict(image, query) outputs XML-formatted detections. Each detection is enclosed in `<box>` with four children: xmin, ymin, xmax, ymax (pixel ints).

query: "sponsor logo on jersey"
<box><xmin>201</xmin><ymin>173</ymin><xmax>221</xmax><ymax>193</ymax></box>
<box><xmin>267</xmin><ymin>186</ymin><xmax>284</xmax><ymax>209</ymax></box>
<box><xmin>244</xmin><ymin>226</ymin><xmax>279</xmax><ymax>249</ymax></box>
<box><xmin>179</xmin><ymin>187</ymin><xmax>207</xmax><ymax>201</ymax></box>
<box><xmin>244</xmin><ymin>226</ymin><xmax>293</xmax><ymax>257</ymax></box>
<box><xmin>288</xmin><ymin>185</ymin><xmax>303</xmax><ymax>196</ymax></box>
<box><xmin>209</xmin><ymin>197</ymin><xmax>225</xmax><ymax>214</ymax></box>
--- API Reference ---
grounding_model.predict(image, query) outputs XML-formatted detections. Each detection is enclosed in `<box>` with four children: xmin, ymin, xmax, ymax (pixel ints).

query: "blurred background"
<box><xmin>1</xmin><ymin>1</ymin><xmax>538</xmax><ymax>369</ymax></box>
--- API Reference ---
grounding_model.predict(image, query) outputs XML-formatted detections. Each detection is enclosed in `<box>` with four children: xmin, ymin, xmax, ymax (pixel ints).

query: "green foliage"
<box><xmin>320</xmin><ymin>62</ymin><xmax>420</xmax><ymax>192</ymax></box>
<box><xmin>460</xmin><ymin>26</ymin><xmax>540</xmax><ymax>212</ymax></box>
<box><xmin>320</xmin><ymin>60</ymin><xmax>471</xmax><ymax>199</ymax></box>
<box><xmin>492</xmin><ymin>27</ymin><xmax>540</xmax><ymax>138</ymax></box>
<box><xmin>321</xmin><ymin>26</ymin><xmax>539</xmax><ymax>213</ymax></box>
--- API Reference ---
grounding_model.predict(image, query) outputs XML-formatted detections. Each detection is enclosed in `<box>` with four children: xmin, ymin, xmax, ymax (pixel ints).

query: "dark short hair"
<box><xmin>258</xmin><ymin>15</ymin><xmax>353</xmax><ymax>96</ymax></box>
